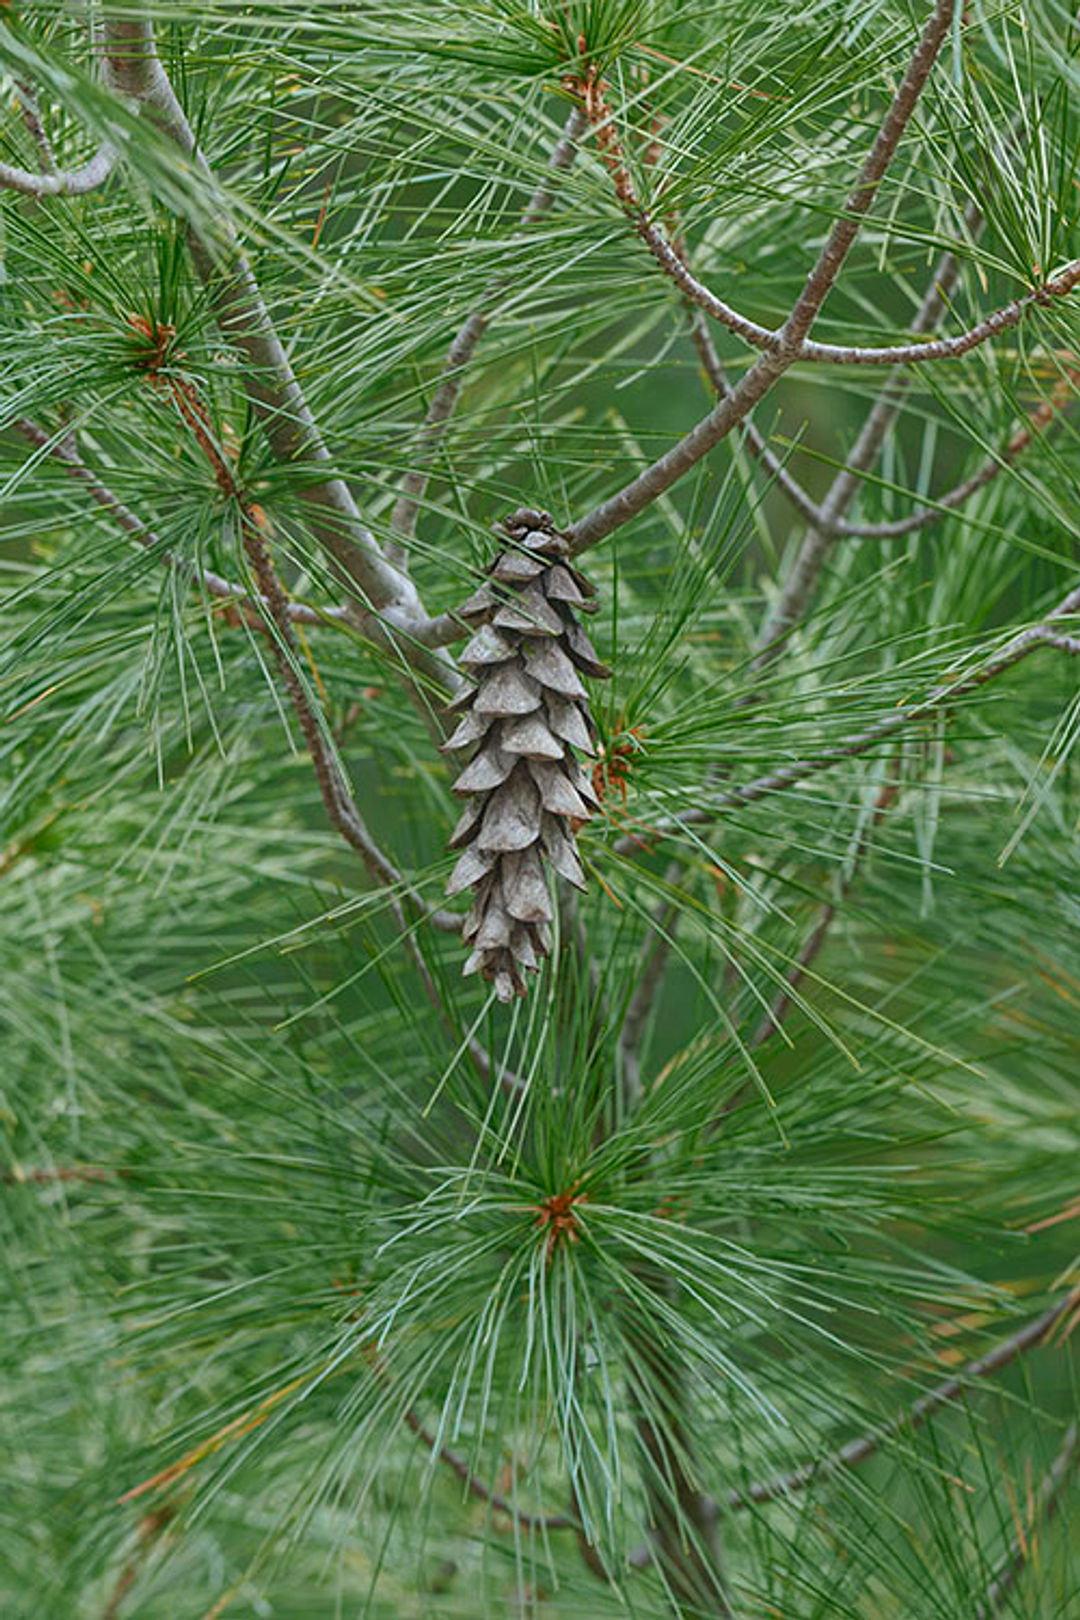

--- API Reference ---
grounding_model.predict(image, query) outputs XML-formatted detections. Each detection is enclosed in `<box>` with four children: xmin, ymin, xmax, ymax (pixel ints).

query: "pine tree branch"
<box><xmin>728</xmin><ymin>1290</ymin><xmax>1080</xmax><ymax>1510</ymax></box>
<box><xmin>613</xmin><ymin>578</ymin><xmax>1080</xmax><ymax>860</ymax></box>
<box><xmin>388</xmin><ymin>106</ymin><xmax>586</xmax><ymax>561</ymax></box>
<box><xmin>0</xmin><ymin>136</ymin><xmax>116</xmax><ymax>195</ymax></box>
<box><xmin>615</xmin><ymin>203</ymin><xmax>1080</xmax><ymax>367</ymax></box>
<box><xmin>602</xmin><ymin>32</ymin><xmax>974</xmax><ymax>1118</ymax></box>
<box><xmin>141</xmin><ymin>368</ymin><xmax>457</xmax><ymax>931</ymax></box>
<box><xmin>238</xmin><ymin>509</ymin><xmax>534</xmax><ymax>1096</ymax></box>
<box><xmin>579</xmin><ymin>36</ymin><xmax>1080</xmax><ymax>369</ymax></box>
<box><xmin>100</xmin><ymin>1504</ymin><xmax>176</xmax><ymax>1620</ymax></box>
<box><xmin>565</xmin><ymin>0</ymin><xmax>957</xmax><ymax>555</ymax></box>
<box><xmin>831</xmin><ymin>382</ymin><xmax>1077</xmax><ymax>538</ymax></box>
<box><xmin>115</xmin><ymin>351</ymin><xmax>461</xmax><ymax>932</ymax></box>
<box><xmin>402</xmin><ymin>1407</ymin><xmax>578</xmax><ymax>1533</ymax></box>
<box><xmin>14</xmin><ymin>79</ymin><xmax>57</xmax><ymax>173</ymax></box>
<box><xmin>976</xmin><ymin>1421</ymin><xmax>1079</xmax><ymax>1618</ymax></box>
<box><xmin>628</xmin><ymin>1291</ymin><xmax>1079</xmax><ymax>1572</ymax></box>
<box><xmin>748</xmin><ymin>764</ymin><xmax>901</xmax><ymax>1050</ymax></box>
<box><xmin>714</xmin><ymin>597</ymin><xmax>1080</xmax><ymax>811</ymax></box>
<box><xmin>691</xmin><ymin>315</ymin><xmax>1075</xmax><ymax>546</ymax></box>
<box><xmin>11</xmin><ymin>415</ymin><xmax>341</xmax><ymax>629</ymax></box>
<box><xmin>99</xmin><ymin>19</ymin><xmax>456</xmax><ymax>690</ymax></box>
<box><xmin>606</xmin><ymin>218</ymin><xmax>975</xmax><ymax>1069</ymax></box>
<box><xmin>2</xmin><ymin>1163</ymin><xmax>111</xmax><ymax>1185</ymax></box>
<box><xmin>751</xmin><ymin>202</ymin><xmax>979</xmax><ymax>657</ymax></box>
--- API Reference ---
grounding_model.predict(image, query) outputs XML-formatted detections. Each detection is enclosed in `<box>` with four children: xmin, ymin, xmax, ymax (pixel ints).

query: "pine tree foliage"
<box><xmin>1</xmin><ymin>2</ymin><xmax>1078</xmax><ymax>1616</ymax></box>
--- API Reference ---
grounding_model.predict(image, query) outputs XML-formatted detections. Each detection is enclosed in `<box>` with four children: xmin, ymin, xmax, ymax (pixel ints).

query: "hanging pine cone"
<box><xmin>443</xmin><ymin>508</ymin><xmax>611</xmax><ymax>1002</ymax></box>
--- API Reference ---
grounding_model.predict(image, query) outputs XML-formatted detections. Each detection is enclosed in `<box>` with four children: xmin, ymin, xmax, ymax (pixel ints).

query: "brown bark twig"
<box><xmin>628</xmin><ymin>1290</ymin><xmax>1079</xmax><ymax>1573</ymax></box>
<box><xmin>976</xmin><ymin>1420</ymin><xmax>1079</xmax><ymax>1618</ymax></box>
<box><xmin>629</xmin><ymin>202</ymin><xmax>1080</xmax><ymax>368</ymax></box>
<box><xmin>2</xmin><ymin>1163</ymin><xmax>111</xmax><ymax>1185</ymax></box>
<box><xmin>141</xmin><ymin>360</ymin><xmax>534</xmax><ymax>1094</ymax></box>
<box><xmin>388</xmin><ymin>105</ymin><xmax>587</xmax><ymax>559</ymax></box>
<box><xmin>728</xmin><ymin>1290</ymin><xmax>1080</xmax><ymax>1510</ymax></box>
<box><xmin>403</xmin><ymin>1407</ymin><xmax>578</xmax><ymax>1534</ymax></box>
<box><xmin>574</xmin><ymin>48</ymin><xmax>1080</xmax><ymax>369</ymax></box>
<box><xmin>101</xmin><ymin>1505</ymin><xmax>176</xmax><ymax>1620</ymax></box>
<box><xmin>12</xmin><ymin>415</ymin><xmax>340</xmax><ymax>629</ymax></box>
<box><xmin>14</xmin><ymin>79</ymin><xmax>57</xmax><ymax>173</ymax></box>
<box><xmin>237</xmin><ymin>488</ymin><xmax>530</xmax><ymax>1092</ymax></box>
<box><xmin>130</xmin><ymin>359</ymin><xmax>457</xmax><ymax>931</ymax></box>
<box><xmin>100</xmin><ymin>19</ymin><xmax>458</xmax><ymax>695</ymax></box>
<box><xmin>613</xmin><ymin>578</ymin><xmax>1080</xmax><ymax>858</ymax></box>
<box><xmin>601</xmin><ymin>121</ymin><xmax>979</xmax><ymax>1079</ymax></box>
<box><xmin>691</xmin><ymin>317</ymin><xmax>1078</xmax><ymax>545</ymax></box>
<box><xmin>565</xmin><ymin>0</ymin><xmax>959</xmax><ymax>556</ymax></box>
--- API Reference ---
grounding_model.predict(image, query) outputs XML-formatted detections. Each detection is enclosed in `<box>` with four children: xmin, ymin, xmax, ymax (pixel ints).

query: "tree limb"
<box><xmin>751</xmin><ymin>198</ymin><xmax>979</xmax><ymax>657</ymax></box>
<box><xmin>566</xmin><ymin>0</ymin><xmax>957</xmax><ymax>555</ymax></box>
<box><xmin>613</xmin><ymin>581</ymin><xmax>1080</xmax><ymax>857</ymax></box>
<box><xmin>0</xmin><ymin>135</ymin><xmax>116</xmax><ymax>195</ymax></box>
<box><xmin>388</xmin><ymin>105</ymin><xmax>586</xmax><ymax>560</ymax></box>
<box><xmin>122</xmin><ymin>364</ymin><xmax>457</xmax><ymax>932</ymax></box>
<box><xmin>14</xmin><ymin>79</ymin><xmax>57</xmax><ymax>172</ymax></box>
<box><xmin>623</xmin><ymin>205</ymin><xmax>1079</xmax><ymax>367</ymax></box>
<box><xmin>976</xmin><ymin>1420</ymin><xmax>1079</xmax><ymax>1618</ymax></box>
<box><xmin>578</xmin><ymin>47</ymin><xmax>1080</xmax><ymax>369</ymax></box>
<box><xmin>603</xmin><ymin>209</ymin><xmax>974</xmax><ymax>1059</ymax></box>
<box><xmin>691</xmin><ymin>312</ymin><xmax>1076</xmax><ymax>545</ymax></box>
<box><xmin>403</xmin><ymin>1406</ymin><xmax>578</xmax><ymax>1534</ymax></box>
<box><xmin>11</xmin><ymin>415</ymin><xmax>341</xmax><ymax>629</ymax></box>
<box><xmin>100</xmin><ymin>18</ymin><xmax>456</xmax><ymax>690</ymax></box>
<box><xmin>728</xmin><ymin>1290</ymin><xmax>1080</xmax><ymax>1510</ymax></box>
<box><xmin>598</xmin><ymin>19</ymin><xmax>969</xmax><ymax>1093</ymax></box>
<box><xmin>715</xmin><ymin>597</ymin><xmax>1080</xmax><ymax>813</ymax></box>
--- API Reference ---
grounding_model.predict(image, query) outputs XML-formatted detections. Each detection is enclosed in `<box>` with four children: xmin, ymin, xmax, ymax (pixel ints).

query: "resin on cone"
<box><xmin>444</xmin><ymin>508</ymin><xmax>611</xmax><ymax>1001</ymax></box>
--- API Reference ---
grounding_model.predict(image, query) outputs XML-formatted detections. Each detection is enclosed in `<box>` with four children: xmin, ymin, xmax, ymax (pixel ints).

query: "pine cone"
<box><xmin>444</xmin><ymin>508</ymin><xmax>611</xmax><ymax>1001</ymax></box>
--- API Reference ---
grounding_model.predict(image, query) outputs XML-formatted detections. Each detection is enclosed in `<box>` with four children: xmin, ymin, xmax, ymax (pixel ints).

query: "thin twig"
<box><xmin>2</xmin><ymin>1164</ymin><xmax>111</xmax><ymax>1185</ymax></box>
<box><xmin>239</xmin><ymin>505</ymin><xmax>531</xmax><ymax>1092</ymax></box>
<box><xmin>630</xmin><ymin>206</ymin><xmax>1079</xmax><ymax>367</ymax></box>
<box><xmin>598</xmin><ymin>14</ymin><xmax>964</xmax><ymax>1084</ymax></box>
<box><xmin>715</xmin><ymin>599</ymin><xmax>1080</xmax><ymax>811</ymax></box>
<box><xmin>403</xmin><ymin>1407</ymin><xmax>578</xmax><ymax>1533</ymax></box>
<box><xmin>566</xmin><ymin>1</ymin><xmax>957</xmax><ymax>555</ymax></box>
<box><xmin>157</xmin><ymin>380</ymin><xmax>528</xmax><ymax>1089</ymax></box>
<box><xmin>613</xmin><ymin>582</ymin><xmax>1080</xmax><ymax>857</ymax></box>
<box><xmin>728</xmin><ymin>1291</ymin><xmax>1080</xmax><ymax>1510</ymax></box>
<box><xmin>14</xmin><ymin>80</ymin><xmax>57</xmax><ymax>173</ymax></box>
<box><xmin>0</xmin><ymin>141</ymin><xmax>116</xmax><ymax>196</ymax></box>
<box><xmin>578</xmin><ymin>52</ymin><xmax>1080</xmax><ymax>368</ymax></box>
<box><xmin>976</xmin><ymin>1421</ymin><xmax>1079</xmax><ymax>1618</ymax></box>
<box><xmin>609</xmin><ymin>216</ymin><xmax>976</xmax><ymax>1065</ymax></box>
<box><xmin>135</xmin><ymin>367</ymin><xmax>456</xmax><ymax>930</ymax></box>
<box><xmin>692</xmin><ymin>315</ymin><xmax>1075</xmax><ymax>546</ymax></box>
<box><xmin>753</xmin><ymin>198</ymin><xmax>981</xmax><ymax>659</ymax></box>
<box><xmin>611</xmin><ymin>590</ymin><xmax>1078</xmax><ymax>1078</ymax></box>
<box><xmin>748</xmin><ymin>765</ymin><xmax>901</xmax><ymax>1049</ymax></box>
<box><xmin>101</xmin><ymin>1505</ymin><xmax>176</xmax><ymax>1620</ymax></box>
<box><xmin>388</xmin><ymin>106</ymin><xmax>586</xmax><ymax>560</ymax></box>
<box><xmin>12</xmin><ymin>416</ymin><xmax>340</xmax><ymax>629</ymax></box>
<box><xmin>100</xmin><ymin>19</ymin><xmax>456</xmax><ymax>691</ymax></box>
